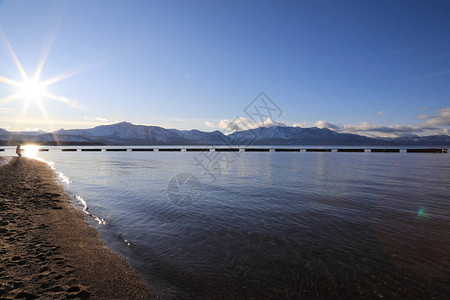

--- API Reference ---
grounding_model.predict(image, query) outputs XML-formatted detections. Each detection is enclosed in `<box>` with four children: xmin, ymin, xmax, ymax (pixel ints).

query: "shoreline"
<box><xmin>0</xmin><ymin>157</ymin><xmax>151</xmax><ymax>299</ymax></box>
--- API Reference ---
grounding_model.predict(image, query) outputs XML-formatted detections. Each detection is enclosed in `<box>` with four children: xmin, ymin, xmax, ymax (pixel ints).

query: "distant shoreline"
<box><xmin>0</xmin><ymin>157</ymin><xmax>151</xmax><ymax>299</ymax></box>
<box><xmin>2</xmin><ymin>122</ymin><xmax>449</xmax><ymax>147</ymax></box>
<box><xmin>1</xmin><ymin>143</ymin><xmax>449</xmax><ymax>147</ymax></box>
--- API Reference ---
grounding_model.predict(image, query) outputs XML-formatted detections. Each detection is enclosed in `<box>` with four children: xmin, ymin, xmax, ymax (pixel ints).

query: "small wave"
<box><xmin>56</xmin><ymin>171</ymin><xmax>70</xmax><ymax>184</ymax></box>
<box><xmin>113</xmin><ymin>232</ymin><xmax>132</xmax><ymax>247</ymax></box>
<box><xmin>41</xmin><ymin>159</ymin><xmax>72</xmax><ymax>185</ymax></box>
<box><xmin>75</xmin><ymin>195</ymin><xmax>107</xmax><ymax>225</ymax></box>
<box><xmin>33</xmin><ymin>156</ymin><xmax>105</xmax><ymax>225</ymax></box>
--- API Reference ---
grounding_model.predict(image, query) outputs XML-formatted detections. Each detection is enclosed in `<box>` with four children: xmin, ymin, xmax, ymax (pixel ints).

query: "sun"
<box><xmin>0</xmin><ymin>28</ymin><xmax>81</xmax><ymax>122</ymax></box>
<box><xmin>20</xmin><ymin>78</ymin><xmax>47</xmax><ymax>103</ymax></box>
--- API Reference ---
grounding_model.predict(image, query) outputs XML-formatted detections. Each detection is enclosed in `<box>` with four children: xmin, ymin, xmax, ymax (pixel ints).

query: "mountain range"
<box><xmin>1</xmin><ymin>122</ymin><xmax>449</xmax><ymax>146</ymax></box>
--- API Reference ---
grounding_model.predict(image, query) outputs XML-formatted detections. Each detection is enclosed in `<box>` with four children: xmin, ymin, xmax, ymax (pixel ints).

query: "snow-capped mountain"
<box><xmin>227</xmin><ymin>126</ymin><xmax>381</xmax><ymax>145</ymax></box>
<box><xmin>53</xmin><ymin>122</ymin><xmax>230</xmax><ymax>145</ymax></box>
<box><xmin>0</xmin><ymin>121</ymin><xmax>449</xmax><ymax>146</ymax></box>
<box><xmin>54</xmin><ymin>122</ymin><xmax>187</xmax><ymax>144</ymax></box>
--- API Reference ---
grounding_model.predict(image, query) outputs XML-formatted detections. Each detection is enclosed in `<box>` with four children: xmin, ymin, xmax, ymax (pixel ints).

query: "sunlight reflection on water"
<box><xmin>21</xmin><ymin>144</ymin><xmax>41</xmax><ymax>159</ymax></box>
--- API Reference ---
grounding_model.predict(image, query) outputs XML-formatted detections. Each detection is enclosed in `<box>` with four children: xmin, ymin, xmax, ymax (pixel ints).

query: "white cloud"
<box><xmin>314</xmin><ymin>120</ymin><xmax>340</xmax><ymax>130</ymax></box>
<box><xmin>215</xmin><ymin>108</ymin><xmax>449</xmax><ymax>137</ymax></box>
<box><xmin>84</xmin><ymin>116</ymin><xmax>109</xmax><ymax>122</ymax></box>
<box><xmin>218</xmin><ymin>117</ymin><xmax>286</xmax><ymax>133</ymax></box>
<box><xmin>421</xmin><ymin>107</ymin><xmax>450</xmax><ymax>127</ymax></box>
<box><xmin>306</xmin><ymin>107</ymin><xmax>450</xmax><ymax>137</ymax></box>
<box><xmin>204</xmin><ymin>121</ymin><xmax>215</xmax><ymax>128</ymax></box>
<box><xmin>312</xmin><ymin>121</ymin><xmax>422</xmax><ymax>138</ymax></box>
<box><xmin>418</xmin><ymin>114</ymin><xmax>428</xmax><ymax>119</ymax></box>
<box><xmin>262</xmin><ymin>118</ymin><xmax>286</xmax><ymax>127</ymax></box>
<box><xmin>310</xmin><ymin>113</ymin><xmax>448</xmax><ymax>137</ymax></box>
<box><xmin>378</xmin><ymin>110</ymin><xmax>388</xmax><ymax>115</ymax></box>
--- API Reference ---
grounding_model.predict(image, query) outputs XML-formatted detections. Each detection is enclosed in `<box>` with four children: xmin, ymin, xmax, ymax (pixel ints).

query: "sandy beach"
<box><xmin>0</xmin><ymin>157</ymin><xmax>151</xmax><ymax>299</ymax></box>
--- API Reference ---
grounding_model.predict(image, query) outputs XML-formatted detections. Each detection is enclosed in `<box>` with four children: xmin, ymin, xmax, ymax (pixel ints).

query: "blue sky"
<box><xmin>0</xmin><ymin>0</ymin><xmax>449</xmax><ymax>137</ymax></box>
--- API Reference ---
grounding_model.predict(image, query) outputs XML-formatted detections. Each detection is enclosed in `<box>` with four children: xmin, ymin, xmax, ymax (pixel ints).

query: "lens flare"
<box><xmin>417</xmin><ymin>207</ymin><xmax>428</xmax><ymax>218</ymax></box>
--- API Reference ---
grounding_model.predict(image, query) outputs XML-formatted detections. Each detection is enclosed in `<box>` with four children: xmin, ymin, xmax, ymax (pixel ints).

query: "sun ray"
<box><xmin>41</xmin><ymin>59</ymin><xmax>106</xmax><ymax>87</ymax></box>
<box><xmin>0</xmin><ymin>76</ymin><xmax>21</xmax><ymax>87</ymax></box>
<box><xmin>43</xmin><ymin>91</ymin><xmax>80</xmax><ymax>109</ymax></box>
<box><xmin>0</xmin><ymin>23</ymin><xmax>105</xmax><ymax>129</ymax></box>
<box><xmin>34</xmin><ymin>3</ymin><xmax>67</xmax><ymax>81</ymax></box>
<box><xmin>41</xmin><ymin>70</ymin><xmax>80</xmax><ymax>87</ymax></box>
<box><xmin>0</xmin><ymin>25</ymin><xmax>81</xmax><ymax>115</ymax></box>
<box><xmin>51</xmin><ymin>131</ymin><xmax>61</xmax><ymax>146</ymax></box>
<box><xmin>36</xmin><ymin>99</ymin><xmax>49</xmax><ymax>120</ymax></box>
<box><xmin>43</xmin><ymin>91</ymin><xmax>66</xmax><ymax>102</ymax></box>
<box><xmin>41</xmin><ymin>47</ymin><xmax>140</xmax><ymax>87</ymax></box>
<box><xmin>0</xmin><ymin>92</ymin><xmax>23</xmax><ymax>105</ymax></box>
<box><xmin>34</xmin><ymin>36</ymin><xmax>54</xmax><ymax>82</ymax></box>
<box><xmin>0</xmin><ymin>28</ymin><xmax>81</xmax><ymax>120</ymax></box>
<box><xmin>19</xmin><ymin>99</ymin><xmax>32</xmax><ymax>117</ymax></box>
<box><xmin>35</xmin><ymin>98</ymin><xmax>61</xmax><ymax>144</ymax></box>
<box><xmin>0</xmin><ymin>27</ymin><xmax>29</xmax><ymax>81</ymax></box>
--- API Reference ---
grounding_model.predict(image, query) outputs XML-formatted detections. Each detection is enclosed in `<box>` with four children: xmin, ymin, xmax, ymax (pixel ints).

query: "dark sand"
<box><xmin>0</xmin><ymin>157</ymin><xmax>151</xmax><ymax>299</ymax></box>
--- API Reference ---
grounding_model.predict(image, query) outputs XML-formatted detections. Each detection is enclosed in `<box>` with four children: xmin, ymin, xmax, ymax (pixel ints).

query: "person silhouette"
<box><xmin>16</xmin><ymin>144</ymin><xmax>22</xmax><ymax>158</ymax></box>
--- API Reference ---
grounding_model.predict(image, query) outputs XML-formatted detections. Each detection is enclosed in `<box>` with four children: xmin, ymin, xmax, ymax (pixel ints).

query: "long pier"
<box><xmin>2</xmin><ymin>147</ymin><xmax>447</xmax><ymax>153</ymax></box>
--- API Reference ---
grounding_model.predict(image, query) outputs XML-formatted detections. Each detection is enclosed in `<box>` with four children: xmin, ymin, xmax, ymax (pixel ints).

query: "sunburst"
<box><xmin>0</xmin><ymin>28</ymin><xmax>80</xmax><ymax>124</ymax></box>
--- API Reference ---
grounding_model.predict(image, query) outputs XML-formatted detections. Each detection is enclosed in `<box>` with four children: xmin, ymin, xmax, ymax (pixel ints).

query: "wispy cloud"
<box><xmin>313</xmin><ymin>107</ymin><xmax>450</xmax><ymax>137</ymax></box>
<box><xmin>313</xmin><ymin>120</ymin><xmax>340</xmax><ymax>130</ymax></box>
<box><xmin>204</xmin><ymin>121</ymin><xmax>215</xmax><ymax>128</ymax></box>
<box><xmin>84</xmin><ymin>116</ymin><xmax>109</xmax><ymax>122</ymax></box>
<box><xmin>377</xmin><ymin>110</ymin><xmax>388</xmax><ymax>115</ymax></box>
<box><xmin>292</xmin><ymin>122</ymin><xmax>307</xmax><ymax>128</ymax></box>
<box><xmin>314</xmin><ymin>121</ymin><xmax>445</xmax><ymax>138</ymax></box>
<box><xmin>216</xmin><ymin>117</ymin><xmax>286</xmax><ymax>133</ymax></box>
<box><xmin>420</xmin><ymin>107</ymin><xmax>450</xmax><ymax>127</ymax></box>
<box><xmin>418</xmin><ymin>114</ymin><xmax>428</xmax><ymax>119</ymax></box>
<box><xmin>210</xmin><ymin>108</ymin><xmax>449</xmax><ymax>137</ymax></box>
<box><xmin>409</xmin><ymin>69</ymin><xmax>450</xmax><ymax>81</ymax></box>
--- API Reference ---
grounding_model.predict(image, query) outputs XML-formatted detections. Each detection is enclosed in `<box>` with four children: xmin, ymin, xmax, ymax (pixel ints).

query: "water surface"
<box><xmin>2</xmin><ymin>147</ymin><xmax>449</xmax><ymax>299</ymax></box>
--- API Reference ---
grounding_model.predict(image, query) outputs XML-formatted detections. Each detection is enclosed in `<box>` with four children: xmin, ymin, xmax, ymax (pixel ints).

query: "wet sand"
<box><xmin>0</xmin><ymin>157</ymin><xmax>151</xmax><ymax>299</ymax></box>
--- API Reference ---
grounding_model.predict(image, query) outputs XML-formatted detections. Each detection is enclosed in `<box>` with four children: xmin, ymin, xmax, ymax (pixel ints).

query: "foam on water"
<box><xmin>41</xmin><ymin>160</ymin><xmax>71</xmax><ymax>185</ymax></box>
<box><xmin>20</xmin><ymin>147</ymin><xmax>107</xmax><ymax>226</ymax></box>
<box><xmin>44</xmin><ymin>160</ymin><xmax>107</xmax><ymax>225</ymax></box>
<box><xmin>75</xmin><ymin>195</ymin><xmax>107</xmax><ymax>225</ymax></box>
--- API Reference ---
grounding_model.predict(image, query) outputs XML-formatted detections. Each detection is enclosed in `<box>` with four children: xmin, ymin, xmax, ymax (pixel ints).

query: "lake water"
<box><xmin>2</xmin><ymin>147</ymin><xmax>450</xmax><ymax>299</ymax></box>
